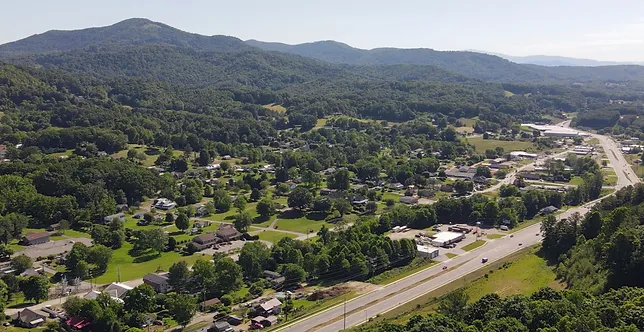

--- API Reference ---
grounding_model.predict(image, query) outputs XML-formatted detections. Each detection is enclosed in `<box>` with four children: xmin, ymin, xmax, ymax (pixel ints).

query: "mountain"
<box><xmin>471</xmin><ymin>51</ymin><xmax>641</xmax><ymax>67</ymax></box>
<box><xmin>246</xmin><ymin>40</ymin><xmax>548</xmax><ymax>82</ymax></box>
<box><xmin>0</xmin><ymin>18</ymin><xmax>252</xmax><ymax>56</ymax></box>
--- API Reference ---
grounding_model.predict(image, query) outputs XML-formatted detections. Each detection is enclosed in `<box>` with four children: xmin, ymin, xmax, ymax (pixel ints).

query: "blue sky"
<box><xmin>2</xmin><ymin>0</ymin><xmax>644</xmax><ymax>61</ymax></box>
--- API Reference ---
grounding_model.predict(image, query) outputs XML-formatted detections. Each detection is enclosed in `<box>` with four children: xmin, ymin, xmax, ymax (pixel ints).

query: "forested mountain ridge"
<box><xmin>0</xmin><ymin>18</ymin><xmax>252</xmax><ymax>56</ymax></box>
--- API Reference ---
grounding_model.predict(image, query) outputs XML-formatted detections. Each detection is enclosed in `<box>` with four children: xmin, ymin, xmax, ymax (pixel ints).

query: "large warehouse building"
<box><xmin>431</xmin><ymin>231</ymin><xmax>466</xmax><ymax>247</ymax></box>
<box><xmin>521</xmin><ymin>124</ymin><xmax>585</xmax><ymax>138</ymax></box>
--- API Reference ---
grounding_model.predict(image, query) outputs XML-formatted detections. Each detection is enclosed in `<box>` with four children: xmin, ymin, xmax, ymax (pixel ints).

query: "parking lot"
<box><xmin>16</xmin><ymin>238</ymin><xmax>94</xmax><ymax>259</ymax></box>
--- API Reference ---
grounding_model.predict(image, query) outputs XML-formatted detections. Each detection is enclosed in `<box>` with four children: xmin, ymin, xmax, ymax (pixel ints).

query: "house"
<box><xmin>84</xmin><ymin>290</ymin><xmax>124</xmax><ymax>304</ymax></box>
<box><xmin>216</xmin><ymin>225</ymin><xmax>242</xmax><ymax>241</ymax></box>
<box><xmin>143</xmin><ymin>273</ymin><xmax>170</xmax><ymax>293</ymax></box>
<box><xmin>46</xmin><ymin>223</ymin><xmax>60</xmax><ymax>232</ymax></box>
<box><xmin>116</xmin><ymin>204</ymin><xmax>129</xmax><ymax>212</ymax></box>
<box><xmin>200</xmin><ymin>297</ymin><xmax>221</xmax><ymax>311</ymax></box>
<box><xmin>399</xmin><ymin>196</ymin><xmax>419</xmax><ymax>205</ymax></box>
<box><xmin>195</xmin><ymin>204</ymin><xmax>210</xmax><ymax>217</ymax></box>
<box><xmin>440</xmin><ymin>184</ymin><xmax>454</xmax><ymax>192</ymax></box>
<box><xmin>133</xmin><ymin>212</ymin><xmax>145</xmax><ymax>219</ymax></box>
<box><xmin>418</xmin><ymin>190</ymin><xmax>436</xmax><ymax>198</ymax></box>
<box><xmin>20</xmin><ymin>267</ymin><xmax>44</xmax><ymax>277</ymax></box>
<box><xmin>350</xmin><ymin>195</ymin><xmax>368</xmax><ymax>206</ymax></box>
<box><xmin>65</xmin><ymin>317</ymin><xmax>91</xmax><ymax>331</ymax></box>
<box><xmin>521</xmin><ymin>172</ymin><xmax>541</xmax><ymax>181</ymax></box>
<box><xmin>103</xmin><ymin>282</ymin><xmax>133</xmax><ymax>299</ymax></box>
<box><xmin>472</xmin><ymin>176</ymin><xmax>489</xmax><ymax>184</ymax></box>
<box><xmin>320</xmin><ymin>188</ymin><xmax>336</xmax><ymax>196</ymax></box>
<box><xmin>264</xmin><ymin>270</ymin><xmax>286</xmax><ymax>288</ymax></box>
<box><xmin>16</xmin><ymin>308</ymin><xmax>46</xmax><ymax>328</ymax></box>
<box><xmin>103</xmin><ymin>213</ymin><xmax>126</xmax><ymax>224</ymax></box>
<box><xmin>227</xmin><ymin>315</ymin><xmax>243</xmax><ymax>326</ymax></box>
<box><xmin>193</xmin><ymin>233</ymin><xmax>220</xmax><ymax>250</ymax></box>
<box><xmin>251</xmin><ymin>315</ymin><xmax>278</xmax><ymax>328</ymax></box>
<box><xmin>211</xmin><ymin>321</ymin><xmax>234</xmax><ymax>332</ymax></box>
<box><xmin>21</xmin><ymin>232</ymin><xmax>50</xmax><ymax>246</ymax></box>
<box><xmin>154</xmin><ymin>198</ymin><xmax>177</xmax><ymax>210</ymax></box>
<box><xmin>388</xmin><ymin>183</ymin><xmax>405</xmax><ymax>191</ymax></box>
<box><xmin>262</xmin><ymin>315</ymin><xmax>279</xmax><ymax>327</ymax></box>
<box><xmin>540</xmin><ymin>206</ymin><xmax>559</xmax><ymax>215</ymax></box>
<box><xmin>257</xmin><ymin>298</ymin><xmax>282</xmax><ymax>316</ymax></box>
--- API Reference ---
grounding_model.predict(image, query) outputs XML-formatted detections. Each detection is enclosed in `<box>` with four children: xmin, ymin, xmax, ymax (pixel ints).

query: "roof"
<box><xmin>214</xmin><ymin>321</ymin><xmax>231</xmax><ymax>329</ymax></box>
<box><xmin>251</xmin><ymin>316</ymin><xmax>266</xmax><ymax>323</ymax></box>
<box><xmin>216</xmin><ymin>226</ymin><xmax>241</xmax><ymax>238</ymax></box>
<box><xmin>264</xmin><ymin>270</ymin><xmax>282</xmax><ymax>279</ymax></box>
<box><xmin>66</xmin><ymin>317</ymin><xmax>91</xmax><ymax>329</ymax></box>
<box><xmin>143</xmin><ymin>273</ymin><xmax>169</xmax><ymax>285</ymax></box>
<box><xmin>193</xmin><ymin>233</ymin><xmax>218</xmax><ymax>244</ymax></box>
<box><xmin>18</xmin><ymin>308</ymin><xmax>45</xmax><ymax>324</ymax></box>
<box><xmin>260</xmin><ymin>298</ymin><xmax>282</xmax><ymax>311</ymax></box>
<box><xmin>264</xmin><ymin>315</ymin><xmax>278</xmax><ymax>323</ymax></box>
<box><xmin>200</xmin><ymin>298</ymin><xmax>221</xmax><ymax>306</ymax></box>
<box><xmin>432</xmin><ymin>231</ymin><xmax>464</xmax><ymax>243</ymax></box>
<box><xmin>104</xmin><ymin>282</ymin><xmax>133</xmax><ymax>298</ymax></box>
<box><xmin>23</xmin><ymin>232</ymin><xmax>49</xmax><ymax>242</ymax></box>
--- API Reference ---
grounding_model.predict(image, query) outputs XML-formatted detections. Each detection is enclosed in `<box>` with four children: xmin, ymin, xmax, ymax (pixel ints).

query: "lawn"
<box><xmin>274</xmin><ymin>210</ymin><xmax>333</xmax><ymax>234</ymax></box>
<box><xmin>458</xmin><ymin>117</ymin><xmax>477</xmax><ymax>127</ymax></box>
<box><xmin>315</xmin><ymin>118</ymin><xmax>328</xmax><ymax>128</ymax></box>
<box><xmin>49</xmin><ymin>149</ymin><xmax>75</xmax><ymax>158</ymax></box>
<box><xmin>466</xmin><ymin>137</ymin><xmax>536</xmax><ymax>154</ymax></box>
<box><xmin>263</xmin><ymin>103</ymin><xmax>286</xmax><ymax>113</ymax></box>
<box><xmin>255</xmin><ymin>230</ymin><xmax>297</xmax><ymax>243</ymax></box>
<box><xmin>569</xmin><ymin>176</ymin><xmax>584</xmax><ymax>186</ymax></box>
<box><xmin>62</xmin><ymin>229</ymin><xmax>92</xmax><ymax>239</ymax></box>
<box><xmin>94</xmin><ymin>241</ymin><xmax>207</xmax><ymax>283</ymax></box>
<box><xmin>112</xmin><ymin>144</ymin><xmax>160</xmax><ymax>167</ymax></box>
<box><xmin>503</xmin><ymin>90</ymin><xmax>515</xmax><ymax>97</ymax></box>
<box><xmin>445</xmin><ymin>253</ymin><xmax>458</xmax><ymax>259</ymax></box>
<box><xmin>461</xmin><ymin>240</ymin><xmax>486</xmax><ymax>251</ymax></box>
<box><xmin>486</xmin><ymin>234</ymin><xmax>505</xmax><ymax>240</ymax></box>
<box><xmin>367</xmin><ymin>257</ymin><xmax>437</xmax><ymax>285</ymax></box>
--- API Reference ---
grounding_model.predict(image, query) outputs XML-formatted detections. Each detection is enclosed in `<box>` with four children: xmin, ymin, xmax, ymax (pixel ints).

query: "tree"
<box><xmin>168</xmin><ymin>261</ymin><xmax>190</xmax><ymax>292</ymax></box>
<box><xmin>58</xmin><ymin>219</ymin><xmax>70</xmax><ymax>234</ymax></box>
<box><xmin>327</xmin><ymin>169</ymin><xmax>350</xmax><ymax>190</ymax></box>
<box><xmin>475</xmin><ymin>166</ymin><xmax>492</xmax><ymax>178</ymax></box>
<box><xmin>454</xmin><ymin>180</ymin><xmax>473</xmax><ymax>195</ymax></box>
<box><xmin>234</xmin><ymin>195</ymin><xmax>247</xmax><ymax>214</ymax></box>
<box><xmin>175</xmin><ymin>212</ymin><xmax>190</xmax><ymax>232</ymax></box>
<box><xmin>234</xmin><ymin>212</ymin><xmax>253</xmax><ymax>232</ymax></box>
<box><xmin>219</xmin><ymin>161</ymin><xmax>230</xmax><ymax>172</ymax></box>
<box><xmin>197</xmin><ymin>151</ymin><xmax>211</xmax><ymax>166</ymax></box>
<box><xmin>166</xmin><ymin>293</ymin><xmax>197</xmax><ymax>328</ymax></box>
<box><xmin>21</xmin><ymin>275</ymin><xmax>49</xmax><ymax>303</ymax></box>
<box><xmin>135</xmin><ymin>228</ymin><xmax>168</xmax><ymax>255</ymax></box>
<box><xmin>249</xmin><ymin>282</ymin><xmax>264</xmax><ymax>297</ymax></box>
<box><xmin>256</xmin><ymin>198</ymin><xmax>276</xmax><ymax>218</ymax></box>
<box><xmin>123</xmin><ymin>284</ymin><xmax>157</xmax><ymax>313</ymax></box>
<box><xmin>312</xmin><ymin>196</ymin><xmax>332</xmax><ymax>212</ymax></box>
<box><xmin>213</xmin><ymin>257</ymin><xmax>243</xmax><ymax>292</ymax></box>
<box><xmin>332</xmin><ymin>198</ymin><xmax>352</xmax><ymax>217</ymax></box>
<box><xmin>288</xmin><ymin>187</ymin><xmax>313</xmax><ymax>210</ymax></box>
<box><xmin>238</xmin><ymin>241</ymin><xmax>270</xmax><ymax>280</ymax></box>
<box><xmin>74</xmin><ymin>260</ymin><xmax>90</xmax><ymax>279</ymax></box>
<box><xmin>250</xmin><ymin>189</ymin><xmax>262</xmax><ymax>201</ymax></box>
<box><xmin>0</xmin><ymin>279</ymin><xmax>7</xmax><ymax>316</ymax></box>
<box><xmin>281</xmin><ymin>264</ymin><xmax>307</xmax><ymax>288</ymax></box>
<box><xmin>213</xmin><ymin>189</ymin><xmax>232</xmax><ymax>212</ymax></box>
<box><xmin>165</xmin><ymin>212</ymin><xmax>175</xmax><ymax>224</ymax></box>
<box><xmin>88</xmin><ymin>244</ymin><xmax>112</xmax><ymax>272</ymax></box>
<box><xmin>0</xmin><ymin>244</ymin><xmax>14</xmax><ymax>261</ymax></box>
<box><xmin>366</xmin><ymin>201</ymin><xmax>378</xmax><ymax>212</ymax></box>
<box><xmin>11</xmin><ymin>255</ymin><xmax>32</xmax><ymax>274</ymax></box>
<box><xmin>438</xmin><ymin>289</ymin><xmax>469</xmax><ymax>320</ymax></box>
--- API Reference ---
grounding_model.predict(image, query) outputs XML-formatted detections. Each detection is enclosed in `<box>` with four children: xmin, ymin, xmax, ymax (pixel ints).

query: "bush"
<box><xmin>220</xmin><ymin>294</ymin><xmax>233</xmax><ymax>306</ymax></box>
<box><xmin>385</xmin><ymin>199</ymin><xmax>396</xmax><ymax>206</ymax></box>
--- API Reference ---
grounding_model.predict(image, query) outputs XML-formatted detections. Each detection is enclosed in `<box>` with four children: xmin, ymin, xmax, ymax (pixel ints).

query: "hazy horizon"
<box><xmin>1</xmin><ymin>0</ymin><xmax>644</xmax><ymax>62</ymax></box>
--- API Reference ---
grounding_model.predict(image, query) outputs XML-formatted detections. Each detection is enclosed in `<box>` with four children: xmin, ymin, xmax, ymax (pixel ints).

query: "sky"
<box><xmin>2</xmin><ymin>0</ymin><xmax>644</xmax><ymax>61</ymax></box>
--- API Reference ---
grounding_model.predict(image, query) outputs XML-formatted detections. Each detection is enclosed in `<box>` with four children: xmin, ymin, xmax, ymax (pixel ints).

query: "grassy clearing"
<box><xmin>587</xmin><ymin>138</ymin><xmax>600</xmax><ymax>145</ymax></box>
<box><xmin>95</xmin><ymin>241</ymin><xmax>207</xmax><ymax>283</ymax></box>
<box><xmin>569</xmin><ymin>176</ymin><xmax>584</xmax><ymax>186</ymax></box>
<box><xmin>255</xmin><ymin>230</ymin><xmax>297</xmax><ymax>243</ymax></box>
<box><xmin>358</xmin><ymin>247</ymin><xmax>560</xmax><ymax>327</ymax></box>
<box><xmin>486</xmin><ymin>233</ymin><xmax>505</xmax><ymax>239</ymax></box>
<box><xmin>458</xmin><ymin>117</ymin><xmax>477</xmax><ymax>127</ymax></box>
<box><xmin>503</xmin><ymin>90</ymin><xmax>515</xmax><ymax>97</ymax></box>
<box><xmin>461</xmin><ymin>240</ymin><xmax>486</xmax><ymax>251</ymax></box>
<box><xmin>315</xmin><ymin>118</ymin><xmax>328</xmax><ymax>128</ymax></box>
<box><xmin>263</xmin><ymin>103</ymin><xmax>287</xmax><ymax>113</ymax></box>
<box><xmin>445</xmin><ymin>253</ymin><xmax>458</xmax><ymax>259</ymax></box>
<box><xmin>466</xmin><ymin>137</ymin><xmax>536</xmax><ymax>154</ymax></box>
<box><xmin>367</xmin><ymin>258</ymin><xmax>437</xmax><ymax>285</ymax></box>
<box><xmin>112</xmin><ymin>144</ymin><xmax>160</xmax><ymax>167</ymax></box>
<box><xmin>49</xmin><ymin>149</ymin><xmax>74</xmax><ymax>158</ymax></box>
<box><xmin>273</xmin><ymin>210</ymin><xmax>333</xmax><ymax>234</ymax></box>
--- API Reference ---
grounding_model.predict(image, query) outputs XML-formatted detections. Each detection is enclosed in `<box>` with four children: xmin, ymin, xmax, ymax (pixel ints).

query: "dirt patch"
<box><xmin>306</xmin><ymin>282</ymin><xmax>378</xmax><ymax>301</ymax></box>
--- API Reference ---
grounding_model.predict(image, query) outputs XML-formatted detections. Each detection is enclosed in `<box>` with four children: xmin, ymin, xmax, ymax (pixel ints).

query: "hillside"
<box><xmin>0</xmin><ymin>18</ymin><xmax>253</xmax><ymax>56</ymax></box>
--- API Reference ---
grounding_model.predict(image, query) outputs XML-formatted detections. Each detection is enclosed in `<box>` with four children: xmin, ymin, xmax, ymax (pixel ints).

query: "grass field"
<box><xmin>94</xmin><ymin>241</ymin><xmax>207</xmax><ymax>283</ymax></box>
<box><xmin>49</xmin><ymin>149</ymin><xmax>74</xmax><ymax>158</ymax></box>
<box><xmin>112</xmin><ymin>144</ymin><xmax>160</xmax><ymax>167</ymax></box>
<box><xmin>263</xmin><ymin>103</ymin><xmax>287</xmax><ymax>113</ymax></box>
<box><xmin>503</xmin><ymin>90</ymin><xmax>515</xmax><ymax>97</ymax></box>
<box><xmin>569</xmin><ymin>176</ymin><xmax>584</xmax><ymax>186</ymax></box>
<box><xmin>466</xmin><ymin>137</ymin><xmax>536</xmax><ymax>154</ymax></box>
<box><xmin>486</xmin><ymin>233</ymin><xmax>505</xmax><ymax>239</ymax></box>
<box><xmin>274</xmin><ymin>211</ymin><xmax>333</xmax><ymax>234</ymax></box>
<box><xmin>445</xmin><ymin>253</ymin><xmax>458</xmax><ymax>259</ymax></box>
<box><xmin>461</xmin><ymin>240</ymin><xmax>486</xmax><ymax>251</ymax></box>
<box><xmin>255</xmin><ymin>230</ymin><xmax>297</xmax><ymax>243</ymax></box>
<box><xmin>458</xmin><ymin>118</ymin><xmax>477</xmax><ymax>127</ymax></box>
<box><xmin>356</xmin><ymin>247</ymin><xmax>561</xmax><ymax>328</ymax></box>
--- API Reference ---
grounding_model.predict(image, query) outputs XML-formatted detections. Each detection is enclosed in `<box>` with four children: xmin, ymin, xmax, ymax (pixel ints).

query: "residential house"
<box><xmin>264</xmin><ymin>270</ymin><xmax>285</xmax><ymax>289</ymax></box>
<box><xmin>154</xmin><ymin>198</ymin><xmax>177</xmax><ymax>210</ymax></box>
<box><xmin>116</xmin><ymin>204</ymin><xmax>129</xmax><ymax>212</ymax></box>
<box><xmin>211</xmin><ymin>321</ymin><xmax>234</xmax><ymax>332</ymax></box>
<box><xmin>143</xmin><ymin>273</ymin><xmax>170</xmax><ymax>293</ymax></box>
<box><xmin>103</xmin><ymin>213</ymin><xmax>126</xmax><ymax>224</ymax></box>
<box><xmin>350</xmin><ymin>195</ymin><xmax>368</xmax><ymax>206</ymax></box>
<box><xmin>320</xmin><ymin>188</ymin><xmax>336</xmax><ymax>196</ymax></box>
<box><xmin>216</xmin><ymin>225</ymin><xmax>242</xmax><ymax>241</ymax></box>
<box><xmin>440</xmin><ymin>184</ymin><xmax>454</xmax><ymax>193</ymax></box>
<box><xmin>388</xmin><ymin>183</ymin><xmax>405</xmax><ymax>191</ymax></box>
<box><xmin>200</xmin><ymin>297</ymin><xmax>221</xmax><ymax>311</ymax></box>
<box><xmin>418</xmin><ymin>190</ymin><xmax>436</xmax><ymax>198</ymax></box>
<box><xmin>472</xmin><ymin>176</ymin><xmax>489</xmax><ymax>184</ymax></box>
<box><xmin>520</xmin><ymin>172</ymin><xmax>541</xmax><ymax>181</ymax></box>
<box><xmin>257</xmin><ymin>298</ymin><xmax>282</xmax><ymax>316</ymax></box>
<box><xmin>399</xmin><ymin>196</ymin><xmax>419</xmax><ymax>205</ymax></box>
<box><xmin>84</xmin><ymin>290</ymin><xmax>124</xmax><ymax>304</ymax></box>
<box><xmin>192</xmin><ymin>233</ymin><xmax>220</xmax><ymax>250</ymax></box>
<box><xmin>489</xmin><ymin>158</ymin><xmax>508</xmax><ymax>169</ymax></box>
<box><xmin>21</xmin><ymin>232</ymin><xmax>50</xmax><ymax>246</ymax></box>
<box><xmin>46</xmin><ymin>223</ymin><xmax>60</xmax><ymax>232</ymax></box>
<box><xmin>20</xmin><ymin>267</ymin><xmax>44</xmax><ymax>277</ymax></box>
<box><xmin>133</xmin><ymin>212</ymin><xmax>145</xmax><ymax>219</ymax></box>
<box><xmin>227</xmin><ymin>315</ymin><xmax>243</xmax><ymax>326</ymax></box>
<box><xmin>103</xmin><ymin>282</ymin><xmax>133</xmax><ymax>299</ymax></box>
<box><xmin>195</xmin><ymin>204</ymin><xmax>210</xmax><ymax>217</ymax></box>
<box><xmin>16</xmin><ymin>308</ymin><xmax>46</xmax><ymax>328</ymax></box>
<box><xmin>251</xmin><ymin>315</ymin><xmax>279</xmax><ymax>328</ymax></box>
<box><xmin>540</xmin><ymin>206</ymin><xmax>559</xmax><ymax>215</ymax></box>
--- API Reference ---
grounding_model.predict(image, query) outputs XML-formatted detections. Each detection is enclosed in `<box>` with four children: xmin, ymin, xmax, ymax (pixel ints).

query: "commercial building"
<box><xmin>510</xmin><ymin>151</ymin><xmax>538</xmax><ymax>160</ymax></box>
<box><xmin>521</xmin><ymin>124</ymin><xmax>583</xmax><ymax>137</ymax></box>
<box><xmin>431</xmin><ymin>231</ymin><xmax>466</xmax><ymax>247</ymax></box>
<box><xmin>21</xmin><ymin>232</ymin><xmax>50</xmax><ymax>246</ymax></box>
<box><xmin>416</xmin><ymin>246</ymin><xmax>440</xmax><ymax>259</ymax></box>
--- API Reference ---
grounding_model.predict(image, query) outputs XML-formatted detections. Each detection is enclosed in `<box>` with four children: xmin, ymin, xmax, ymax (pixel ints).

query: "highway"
<box><xmin>279</xmin><ymin>123</ymin><xmax>640</xmax><ymax>332</ymax></box>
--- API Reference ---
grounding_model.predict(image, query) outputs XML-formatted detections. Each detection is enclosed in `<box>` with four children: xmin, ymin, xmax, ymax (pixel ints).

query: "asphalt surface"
<box><xmin>278</xmin><ymin>123</ymin><xmax>640</xmax><ymax>332</ymax></box>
